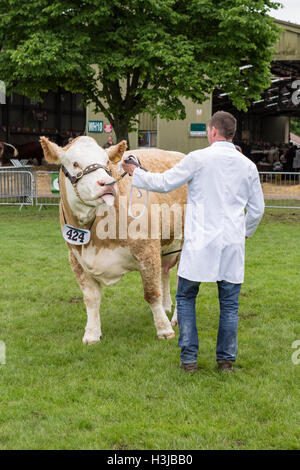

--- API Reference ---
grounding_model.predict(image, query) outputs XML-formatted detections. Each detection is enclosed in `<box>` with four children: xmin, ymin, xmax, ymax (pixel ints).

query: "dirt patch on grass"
<box><xmin>239</xmin><ymin>313</ymin><xmax>258</xmax><ymax>320</ymax></box>
<box><xmin>69</xmin><ymin>297</ymin><xmax>82</xmax><ymax>304</ymax></box>
<box><xmin>263</xmin><ymin>211</ymin><xmax>300</xmax><ymax>224</ymax></box>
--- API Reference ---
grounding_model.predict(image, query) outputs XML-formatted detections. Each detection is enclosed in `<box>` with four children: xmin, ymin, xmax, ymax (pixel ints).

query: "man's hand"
<box><xmin>122</xmin><ymin>162</ymin><xmax>137</xmax><ymax>176</ymax></box>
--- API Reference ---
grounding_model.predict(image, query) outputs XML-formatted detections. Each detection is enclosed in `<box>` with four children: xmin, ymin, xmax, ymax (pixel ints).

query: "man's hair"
<box><xmin>207</xmin><ymin>111</ymin><xmax>237</xmax><ymax>140</ymax></box>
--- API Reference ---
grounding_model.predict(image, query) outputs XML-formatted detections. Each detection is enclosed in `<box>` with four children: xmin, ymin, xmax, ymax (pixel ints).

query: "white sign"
<box><xmin>62</xmin><ymin>224</ymin><xmax>91</xmax><ymax>245</ymax></box>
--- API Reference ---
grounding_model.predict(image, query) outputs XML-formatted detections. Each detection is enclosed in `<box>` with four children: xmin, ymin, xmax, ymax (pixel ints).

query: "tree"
<box><xmin>291</xmin><ymin>118</ymin><xmax>300</xmax><ymax>137</ymax></box>
<box><xmin>0</xmin><ymin>0</ymin><xmax>281</xmax><ymax>146</ymax></box>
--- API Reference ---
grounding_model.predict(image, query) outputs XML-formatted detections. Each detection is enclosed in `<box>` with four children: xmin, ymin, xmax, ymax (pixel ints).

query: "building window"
<box><xmin>138</xmin><ymin>113</ymin><xmax>157</xmax><ymax>148</ymax></box>
<box><xmin>138</xmin><ymin>130</ymin><xmax>157</xmax><ymax>148</ymax></box>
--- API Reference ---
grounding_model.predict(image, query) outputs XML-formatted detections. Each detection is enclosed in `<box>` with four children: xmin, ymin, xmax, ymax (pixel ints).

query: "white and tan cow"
<box><xmin>40</xmin><ymin>136</ymin><xmax>187</xmax><ymax>344</ymax></box>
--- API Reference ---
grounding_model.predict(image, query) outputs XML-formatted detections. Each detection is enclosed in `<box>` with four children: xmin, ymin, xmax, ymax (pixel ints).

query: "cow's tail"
<box><xmin>2</xmin><ymin>142</ymin><xmax>18</xmax><ymax>157</ymax></box>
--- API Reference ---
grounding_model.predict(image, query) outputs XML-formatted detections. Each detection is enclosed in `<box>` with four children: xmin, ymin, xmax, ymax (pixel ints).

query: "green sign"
<box><xmin>190</xmin><ymin>123</ymin><xmax>207</xmax><ymax>137</ymax></box>
<box><xmin>51</xmin><ymin>173</ymin><xmax>60</xmax><ymax>193</ymax></box>
<box><xmin>88</xmin><ymin>120</ymin><xmax>103</xmax><ymax>133</ymax></box>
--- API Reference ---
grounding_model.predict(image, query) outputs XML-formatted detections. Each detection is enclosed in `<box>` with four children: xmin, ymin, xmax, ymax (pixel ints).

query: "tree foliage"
<box><xmin>290</xmin><ymin>118</ymin><xmax>300</xmax><ymax>137</ymax></box>
<box><xmin>0</xmin><ymin>0</ymin><xmax>281</xmax><ymax>143</ymax></box>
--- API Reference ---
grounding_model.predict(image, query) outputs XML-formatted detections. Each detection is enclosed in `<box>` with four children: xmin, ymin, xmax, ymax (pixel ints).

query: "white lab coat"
<box><xmin>132</xmin><ymin>141</ymin><xmax>264</xmax><ymax>283</ymax></box>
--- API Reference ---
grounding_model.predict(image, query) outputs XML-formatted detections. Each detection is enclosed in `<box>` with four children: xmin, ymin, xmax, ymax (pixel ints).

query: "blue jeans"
<box><xmin>176</xmin><ymin>277</ymin><xmax>241</xmax><ymax>364</ymax></box>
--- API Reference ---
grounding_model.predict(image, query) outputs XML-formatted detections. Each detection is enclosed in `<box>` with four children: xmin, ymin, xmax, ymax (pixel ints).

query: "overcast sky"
<box><xmin>269</xmin><ymin>0</ymin><xmax>300</xmax><ymax>24</ymax></box>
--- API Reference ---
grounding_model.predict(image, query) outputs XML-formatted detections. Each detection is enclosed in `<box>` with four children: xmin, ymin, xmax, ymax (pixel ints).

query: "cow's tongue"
<box><xmin>101</xmin><ymin>193</ymin><xmax>115</xmax><ymax>206</ymax></box>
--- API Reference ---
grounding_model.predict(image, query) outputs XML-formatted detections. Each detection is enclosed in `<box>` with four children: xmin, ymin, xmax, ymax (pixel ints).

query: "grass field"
<box><xmin>0</xmin><ymin>205</ymin><xmax>299</xmax><ymax>450</ymax></box>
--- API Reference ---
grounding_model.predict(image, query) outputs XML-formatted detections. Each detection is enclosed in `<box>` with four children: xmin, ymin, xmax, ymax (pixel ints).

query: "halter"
<box><xmin>61</xmin><ymin>155</ymin><xmax>148</xmax><ymax>219</ymax></box>
<box><xmin>61</xmin><ymin>163</ymin><xmax>113</xmax><ymax>184</ymax></box>
<box><xmin>61</xmin><ymin>163</ymin><xmax>114</xmax><ymax>205</ymax></box>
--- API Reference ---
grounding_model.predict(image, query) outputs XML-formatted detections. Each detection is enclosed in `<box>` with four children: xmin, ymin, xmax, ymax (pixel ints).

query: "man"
<box><xmin>103</xmin><ymin>136</ymin><xmax>114</xmax><ymax>149</ymax></box>
<box><xmin>285</xmin><ymin>143</ymin><xmax>296</xmax><ymax>173</ymax></box>
<box><xmin>122</xmin><ymin>111</ymin><xmax>264</xmax><ymax>373</ymax></box>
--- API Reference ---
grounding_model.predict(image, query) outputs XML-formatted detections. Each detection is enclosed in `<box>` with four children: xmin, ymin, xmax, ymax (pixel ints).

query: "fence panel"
<box><xmin>35</xmin><ymin>171</ymin><xmax>60</xmax><ymax>209</ymax></box>
<box><xmin>0</xmin><ymin>170</ymin><xmax>34</xmax><ymax>208</ymax></box>
<box><xmin>259</xmin><ymin>171</ymin><xmax>300</xmax><ymax>209</ymax></box>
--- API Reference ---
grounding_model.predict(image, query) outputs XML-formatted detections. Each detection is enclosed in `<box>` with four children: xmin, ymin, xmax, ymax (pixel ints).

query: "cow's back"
<box><xmin>116</xmin><ymin>148</ymin><xmax>187</xmax><ymax>206</ymax></box>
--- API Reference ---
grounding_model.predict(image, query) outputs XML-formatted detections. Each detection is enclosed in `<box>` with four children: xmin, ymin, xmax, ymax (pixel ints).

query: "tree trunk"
<box><xmin>114</xmin><ymin>122</ymin><xmax>130</xmax><ymax>149</ymax></box>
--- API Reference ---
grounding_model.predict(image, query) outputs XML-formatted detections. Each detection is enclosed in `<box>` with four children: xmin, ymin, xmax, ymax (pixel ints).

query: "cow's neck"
<box><xmin>62</xmin><ymin>197</ymin><xmax>97</xmax><ymax>227</ymax></box>
<box><xmin>59</xmin><ymin>172</ymin><xmax>97</xmax><ymax>228</ymax></box>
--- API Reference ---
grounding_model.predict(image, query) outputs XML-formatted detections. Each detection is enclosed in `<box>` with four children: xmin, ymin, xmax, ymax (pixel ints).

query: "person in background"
<box><xmin>285</xmin><ymin>143</ymin><xmax>296</xmax><ymax>173</ymax></box>
<box><xmin>103</xmin><ymin>136</ymin><xmax>114</xmax><ymax>149</ymax></box>
<box><xmin>293</xmin><ymin>146</ymin><xmax>300</xmax><ymax>181</ymax></box>
<box><xmin>122</xmin><ymin>111</ymin><xmax>264</xmax><ymax>373</ymax></box>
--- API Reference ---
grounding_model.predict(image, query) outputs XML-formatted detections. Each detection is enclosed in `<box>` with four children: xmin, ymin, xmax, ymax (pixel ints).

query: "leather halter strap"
<box><xmin>61</xmin><ymin>163</ymin><xmax>112</xmax><ymax>185</ymax></box>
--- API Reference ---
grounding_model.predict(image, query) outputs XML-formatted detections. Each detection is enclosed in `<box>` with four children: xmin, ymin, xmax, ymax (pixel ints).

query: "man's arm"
<box><xmin>245</xmin><ymin>166</ymin><xmax>265</xmax><ymax>238</ymax></box>
<box><xmin>123</xmin><ymin>152</ymin><xmax>198</xmax><ymax>193</ymax></box>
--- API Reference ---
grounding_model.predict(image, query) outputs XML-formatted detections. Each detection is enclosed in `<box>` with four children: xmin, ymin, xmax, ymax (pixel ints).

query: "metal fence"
<box><xmin>34</xmin><ymin>171</ymin><xmax>60</xmax><ymax>210</ymax></box>
<box><xmin>1</xmin><ymin>168</ymin><xmax>300</xmax><ymax>210</ymax></box>
<box><xmin>259</xmin><ymin>171</ymin><xmax>300</xmax><ymax>209</ymax></box>
<box><xmin>0</xmin><ymin>170</ymin><xmax>35</xmax><ymax>208</ymax></box>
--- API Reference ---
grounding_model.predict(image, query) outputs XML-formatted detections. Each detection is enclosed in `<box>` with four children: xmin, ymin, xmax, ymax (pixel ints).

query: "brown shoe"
<box><xmin>179</xmin><ymin>361</ymin><xmax>198</xmax><ymax>373</ymax></box>
<box><xmin>218</xmin><ymin>360</ymin><xmax>234</xmax><ymax>372</ymax></box>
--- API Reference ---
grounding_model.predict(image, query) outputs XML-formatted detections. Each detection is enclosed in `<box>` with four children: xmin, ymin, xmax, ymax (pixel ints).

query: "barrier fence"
<box><xmin>1</xmin><ymin>169</ymin><xmax>300</xmax><ymax>210</ymax></box>
<box><xmin>260</xmin><ymin>171</ymin><xmax>300</xmax><ymax>209</ymax></box>
<box><xmin>35</xmin><ymin>171</ymin><xmax>60</xmax><ymax>210</ymax></box>
<box><xmin>0</xmin><ymin>170</ymin><xmax>35</xmax><ymax>208</ymax></box>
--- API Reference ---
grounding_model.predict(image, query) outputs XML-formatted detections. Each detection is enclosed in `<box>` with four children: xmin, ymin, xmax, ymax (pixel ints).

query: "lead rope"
<box><xmin>122</xmin><ymin>155</ymin><xmax>149</xmax><ymax>220</ymax></box>
<box><xmin>128</xmin><ymin>184</ymin><xmax>149</xmax><ymax>219</ymax></box>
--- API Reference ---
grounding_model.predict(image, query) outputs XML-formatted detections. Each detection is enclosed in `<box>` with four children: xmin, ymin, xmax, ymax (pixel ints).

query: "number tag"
<box><xmin>62</xmin><ymin>224</ymin><xmax>91</xmax><ymax>245</ymax></box>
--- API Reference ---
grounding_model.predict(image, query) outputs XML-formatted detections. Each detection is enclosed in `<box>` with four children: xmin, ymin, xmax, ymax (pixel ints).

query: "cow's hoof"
<box><xmin>82</xmin><ymin>332</ymin><xmax>102</xmax><ymax>345</ymax></box>
<box><xmin>157</xmin><ymin>330</ymin><xmax>175</xmax><ymax>340</ymax></box>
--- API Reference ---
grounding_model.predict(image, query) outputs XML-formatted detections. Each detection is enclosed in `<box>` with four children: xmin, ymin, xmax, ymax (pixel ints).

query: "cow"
<box><xmin>0</xmin><ymin>142</ymin><xmax>18</xmax><ymax>165</ymax></box>
<box><xmin>40</xmin><ymin>136</ymin><xmax>187</xmax><ymax>344</ymax></box>
<box><xmin>0</xmin><ymin>141</ymin><xmax>44</xmax><ymax>166</ymax></box>
<box><xmin>15</xmin><ymin>141</ymin><xmax>44</xmax><ymax>166</ymax></box>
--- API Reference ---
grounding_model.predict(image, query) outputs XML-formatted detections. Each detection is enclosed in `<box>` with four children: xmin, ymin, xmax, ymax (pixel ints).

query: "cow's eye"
<box><xmin>73</xmin><ymin>162</ymin><xmax>79</xmax><ymax>168</ymax></box>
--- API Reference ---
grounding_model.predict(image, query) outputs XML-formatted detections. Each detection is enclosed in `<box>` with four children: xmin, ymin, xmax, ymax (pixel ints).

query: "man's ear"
<box><xmin>40</xmin><ymin>137</ymin><xmax>64</xmax><ymax>164</ymax></box>
<box><xmin>106</xmin><ymin>140</ymin><xmax>127</xmax><ymax>163</ymax></box>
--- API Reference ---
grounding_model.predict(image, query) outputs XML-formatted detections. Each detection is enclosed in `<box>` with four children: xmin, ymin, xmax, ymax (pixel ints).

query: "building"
<box><xmin>86</xmin><ymin>19</ymin><xmax>300</xmax><ymax>155</ymax></box>
<box><xmin>0</xmin><ymin>89</ymin><xmax>86</xmax><ymax>148</ymax></box>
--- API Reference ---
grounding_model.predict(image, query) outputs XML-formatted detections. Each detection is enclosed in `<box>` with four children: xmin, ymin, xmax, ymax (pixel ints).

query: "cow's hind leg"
<box><xmin>137</xmin><ymin>252</ymin><xmax>175</xmax><ymax>339</ymax></box>
<box><xmin>161</xmin><ymin>271</ymin><xmax>173</xmax><ymax>314</ymax></box>
<box><xmin>69</xmin><ymin>251</ymin><xmax>102</xmax><ymax>344</ymax></box>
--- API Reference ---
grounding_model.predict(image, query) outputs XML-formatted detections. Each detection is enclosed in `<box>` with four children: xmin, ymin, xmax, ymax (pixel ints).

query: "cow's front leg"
<box><xmin>171</xmin><ymin>303</ymin><xmax>178</xmax><ymax>327</ymax></box>
<box><xmin>170</xmin><ymin>275</ymin><xmax>179</xmax><ymax>326</ymax></box>
<box><xmin>81</xmin><ymin>277</ymin><xmax>102</xmax><ymax>345</ymax></box>
<box><xmin>69</xmin><ymin>251</ymin><xmax>102</xmax><ymax>344</ymax></box>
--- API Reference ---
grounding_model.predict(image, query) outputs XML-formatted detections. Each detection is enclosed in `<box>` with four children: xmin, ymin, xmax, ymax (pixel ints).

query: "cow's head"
<box><xmin>40</xmin><ymin>136</ymin><xmax>127</xmax><ymax>212</ymax></box>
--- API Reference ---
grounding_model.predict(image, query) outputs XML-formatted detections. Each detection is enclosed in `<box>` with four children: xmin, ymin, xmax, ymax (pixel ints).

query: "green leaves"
<box><xmin>0</xmin><ymin>0</ymin><xmax>280</xmax><ymax>138</ymax></box>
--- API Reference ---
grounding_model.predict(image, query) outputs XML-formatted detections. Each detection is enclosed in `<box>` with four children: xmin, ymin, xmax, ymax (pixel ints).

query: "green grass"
<box><xmin>0</xmin><ymin>206</ymin><xmax>299</xmax><ymax>450</ymax></box>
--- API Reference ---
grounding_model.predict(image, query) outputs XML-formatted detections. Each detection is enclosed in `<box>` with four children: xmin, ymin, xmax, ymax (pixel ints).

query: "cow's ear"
<box><xmin>40</xmin><ymin>137</ymin><xmax>64</xmax><ymax>164</ymax></box>
<box><xmin>106</xmin><ymin>140</ymin><xmax>127</xmax><ymax>163</ymax></box>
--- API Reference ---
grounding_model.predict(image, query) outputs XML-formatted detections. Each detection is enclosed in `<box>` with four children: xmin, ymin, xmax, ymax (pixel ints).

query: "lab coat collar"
<box><xmin>211</xmin><ymin>140</ymin><xmax>235</xmax><ymax>149</ymax></box>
